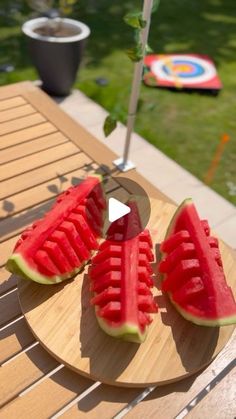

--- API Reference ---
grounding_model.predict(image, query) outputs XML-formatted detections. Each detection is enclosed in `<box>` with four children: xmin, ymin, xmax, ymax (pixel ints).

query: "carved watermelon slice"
<box><xmin>89</xmin><ymin>201</ymin><xmax>158</xmax><ymax>343</ymax></box>
<box><xmin>159</xmin><ymin>198</ymin><xmax>236</xmax><ymax>326</ymax></box>
<box><xmin>6</xmin><ymin>176</ymin><xmax>106</xmax><ymax>284</ymax></box>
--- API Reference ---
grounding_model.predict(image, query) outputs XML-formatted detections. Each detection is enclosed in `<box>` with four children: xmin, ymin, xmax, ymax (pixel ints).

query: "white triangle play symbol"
<box><xmin>108</xmin><ymin>198</ymin><xmax>131</xmax><ymax>223</ymax></box>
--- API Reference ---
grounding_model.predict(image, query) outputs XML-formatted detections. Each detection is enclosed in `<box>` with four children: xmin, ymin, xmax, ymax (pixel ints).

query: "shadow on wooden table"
<box><xmin>158</xmin><ymin>294</ymin><xmax>219</xmax><ymax>370</ymax></box>
<box><xmin>79</xmin><ymin>274</ymin><xmax>139</xmax><ymax>383</ymax></box>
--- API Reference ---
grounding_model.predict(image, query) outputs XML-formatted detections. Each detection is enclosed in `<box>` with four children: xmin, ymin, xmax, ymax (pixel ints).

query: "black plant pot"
<box><xmin>22</xmin><ymin>18</ymin><xmax>90</xmax><ymax>96</ymax></box>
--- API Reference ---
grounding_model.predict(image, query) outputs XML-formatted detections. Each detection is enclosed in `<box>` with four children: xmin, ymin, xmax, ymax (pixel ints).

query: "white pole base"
<box><xmin>113</xmin><ymin>157</ymin><xmax>136</xmax><ymax>172</ymax></box>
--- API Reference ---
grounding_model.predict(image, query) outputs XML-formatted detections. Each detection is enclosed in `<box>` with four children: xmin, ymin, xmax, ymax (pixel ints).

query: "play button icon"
<box><xmin>108</xmin><ymin>198</ymin><xmax>131</xmax><ymax>223</ymax></box>
<box><xmin>86</xmin><ymin>176</ymin><xmax>151</xmax><ymax>241</ymax></box>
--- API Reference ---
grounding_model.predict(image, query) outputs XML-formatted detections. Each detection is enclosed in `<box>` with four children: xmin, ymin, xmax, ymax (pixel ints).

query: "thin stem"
<box><xmin>123</xmin><ymin>0</ymin><xmax>153</xmax><ymax>165</ymax></box>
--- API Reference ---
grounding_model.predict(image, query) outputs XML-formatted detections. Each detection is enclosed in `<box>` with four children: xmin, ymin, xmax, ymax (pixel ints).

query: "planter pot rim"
<box><xmin>22</xmin><ymin>17</ymin><xmax>90</xmax><ymax>43</ymax></box>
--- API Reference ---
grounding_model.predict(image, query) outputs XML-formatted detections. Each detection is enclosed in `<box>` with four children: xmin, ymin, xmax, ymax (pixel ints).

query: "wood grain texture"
<box><xmin>0</xmin><ymin>131</ymin><xmax>68</xmax><ymax>165</ymax></box>
<box><xmin>0</xmin><ymin>96</ymin><xmax>26</xmax><ymax>111</ymax></box>
<box><xmin>0</xmin><ymin>368</ymin><xmax>92</xmax><ymax>419</ymax></box>
<box><xmin>0</xmin><ymin>317</ymin><xmax>35</xmax><ymax>364</ymax></box>
<box><xmin>0</xmin><ymin>104</ymin><xmax>35</xmax><ymax>123</ymax></box>
<box><xmin>186</xmin><ymin>366</ymin><xmax>236</xmax><ymax>419</ymax></box>
<box><xmin>0</xmin><ymin>153</ymin><xmax>89</xmax><ymax>201</ymax></box>
<box><xmin>0</xmin><ymin>142</ymin><xmax>79</xmax><ymax>182</ymax></box>
<box><xmin>0</xmin><ymin>122</ymin><xmax>57</xmax><ymax>151</ymax></box>
<box><xmin>0</xmin><ymin>113</ymin><xmax>45</xmax><ymax>136</ymax></box>
<box><xmin>0</xmin><ymin>154</ymin><xmax>91</xmax><ymax>218</ymax></box>
<box><xmin>0</xmin><ymin>344</ymin><xmax>58</xmax><ymax>408</ymax></box>
<box><xmin>18</xmin><ymin>199</ymin><xmax>236</xmax><ymax>387</ymax></box>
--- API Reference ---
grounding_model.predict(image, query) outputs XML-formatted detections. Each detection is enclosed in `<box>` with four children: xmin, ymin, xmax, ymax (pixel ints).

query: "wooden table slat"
<box><xmin>0</xmin><ymin>236</ymin><xmax>18</xmax><ymax>267</ymax></box>
<box><xmin>0</xmin><ymin>122</ymin><xmax>57</xmax><ymax>151</ymax></box>
<box><xmin>126</xmin><ymin>331</ymin><xmax>236</xmax><ymax>419</ymax></box>
<box><xmin>0</xmin><ymin>113</ymin><xmax>45</xmax><ymax>136</ymax></box>
<box><xmin>186</xmin><ymin>366</ymin><xmax>236</xmax><ymax>419</ymax></box>
<box><xmin>0</xmin><ymin>142</ymin><xmax>79</xmax><ymax>182</ymax></box>
<box><xmin>0</xmin><ymin>132</ymin><xmax>68</xmax><ymax>165</ymax></box>
<box><xmin>0</xmin><ymin>267</ymin><xmax>17</xmax><ymax>295</ymax></box>
<box><xmin>62</xmin><ymin>384</ymin><xmax>142</xmax><ymax>419</ymax></box>
<box><xmin>0</xmin><ymin>290</ymin><xmax>21</xmax><ymax>327</ymax></box>
<box><xmin>0</xmin><ymin>153</ymin><xmax>91</xmax><ymax>219</ymax></box>
<box><xmin>0</xmin><ymin>104</ymin><xmax>36</xmax><ymax>124</ymax></box>
<box><xmin>0</xmin><ymin>344</ymin><xmax>59</xmax><ymax>408</ymax></box>
<box><xmin>0</xmin><ymin>368</ymin><xmax>94</xmax><ymax>419</ymax></box>
<box><xmin>0</xmin><ymin>83</ymin><xmax>33</xmax><ymax>100</ymax></box>
<box><xmin>0</xmin><ymin>317</ymin><xmax>35</xmax><ymax>365</ymax></box>
<box><xmin>0</xmin><ymin>153</ymin><xmax>90</xmax><ymax>201</ymax></box>
<box><xmin>0</xmin><ymin>96</ymin><xmax>27</xmax><ymax>111</ymax></box>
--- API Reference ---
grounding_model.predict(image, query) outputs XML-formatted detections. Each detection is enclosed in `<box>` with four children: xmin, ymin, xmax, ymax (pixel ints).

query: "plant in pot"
<box><xmin>23</xmin><ymin>0</ymin><xmax>90</xmax><ymax>96</ymax></box>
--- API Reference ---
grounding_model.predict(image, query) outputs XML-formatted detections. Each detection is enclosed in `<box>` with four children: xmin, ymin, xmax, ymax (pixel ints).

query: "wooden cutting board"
<box><xmin>17</xmin><ymin>198</ymin><xmax>236</xmax><ymax>387</ymax></box>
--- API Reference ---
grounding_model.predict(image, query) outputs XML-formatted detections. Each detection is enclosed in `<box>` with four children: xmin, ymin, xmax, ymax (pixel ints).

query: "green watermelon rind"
<box><xmin>96</xmin><ymin>314</ymin><xmax>147</xmax><ymax>343</ymax></box>
<box><xmin>160</xmin><ymin>198</ymin><xmax>236</xmax><ymax>327</ymax></box>
<box><xmin>6</xmin><ymin>253</ymin><xmax>88</xmax><ymax>284</ymax></box>
<box><xmin>170</xmin><ymin>295</ymin><xmax>236</xmax><ymax>327</ymax></box>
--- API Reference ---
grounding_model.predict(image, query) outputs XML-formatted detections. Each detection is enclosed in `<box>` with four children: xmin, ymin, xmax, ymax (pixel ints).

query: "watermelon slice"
<box><xmin>159</xmin><ymin>198</ymin><xmax>236</xmax><ymax>326</ymax></box>
<box><xmin>89</xmin><ymin>201</ymin><xmax>158</xmax><ymax>343</ymax></box>
<box><xmin>6</xmin><ymin>176</ymin><xmax>106</xmax><ymax>284</ymax></box>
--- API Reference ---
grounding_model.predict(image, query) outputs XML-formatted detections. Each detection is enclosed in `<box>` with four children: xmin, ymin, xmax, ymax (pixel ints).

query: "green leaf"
<box><xmin>103</xmin><ymin>115</ymin><xmax>117</xmax><ymax>137</ymax></box>
<box><xmin>152</xmin><ymin>0</ymin><xmax>161</xmax><ymax>13</ymax></box>
<box><xmin>124</xmin><ymin>12</ymin><xmax>146</xmax><ymax>29</ymax></box>
<box><xmin>145</xmin><ymin>43</ymin><xmax>153</xmax><ymax>54</ymax></box>
<box><xmin>126</xmin><ymin>42</ymin><xmax>143</xmax><ymax>62</ymax></box>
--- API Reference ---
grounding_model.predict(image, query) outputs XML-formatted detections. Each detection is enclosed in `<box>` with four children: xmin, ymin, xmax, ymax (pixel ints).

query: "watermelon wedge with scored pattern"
<box><xmin>6</xmin><ymin>176</ymin><xmax>106</xmax><ymax>284</ymax></box>
<box><xmin>159</xmin><ymin>198</ymin><xmax>236</xmax><ymax>326</ymax></box>
<box><xmin>89</xmin><ymin>201</ymin><xmax>158</xmax><ymax>343</ymax></box>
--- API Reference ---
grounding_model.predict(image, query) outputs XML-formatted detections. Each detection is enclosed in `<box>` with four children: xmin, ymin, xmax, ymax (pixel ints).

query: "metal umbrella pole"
<box><xmin>113</xmin><ymin>0</ymin><xmax>154</xmax><ymax>172</ymax></box>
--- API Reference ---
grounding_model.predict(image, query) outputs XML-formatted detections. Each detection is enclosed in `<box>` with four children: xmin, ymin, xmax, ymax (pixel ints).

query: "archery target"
<box><xmin>151</xmin><ymin>55</ymin><xmax>217</xmax><ymax>85</ymax></box>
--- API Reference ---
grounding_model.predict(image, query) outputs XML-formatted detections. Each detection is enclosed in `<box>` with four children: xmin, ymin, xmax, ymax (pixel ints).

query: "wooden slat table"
<box><xmin>0</xmin><ymin>82</ymin><xmax>235</xmax><ymax>419</ymax></box>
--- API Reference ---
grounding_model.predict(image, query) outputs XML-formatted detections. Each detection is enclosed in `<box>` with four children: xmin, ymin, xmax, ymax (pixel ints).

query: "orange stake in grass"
<box><xmin>204</xmin><ymin>133</ymin><xmax>230</xmax><ymax>185</ymax></box>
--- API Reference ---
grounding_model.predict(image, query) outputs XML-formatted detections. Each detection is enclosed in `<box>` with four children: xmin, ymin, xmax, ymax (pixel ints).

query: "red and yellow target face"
<box><xmin>172</xmin><ymin>63</ymin><xmax>194</xmax><ymax>73</ymax></box>
<box><xmin>144</xmin><ymin>54</ymin><xmax>222</xmax><ymax>90</ymax></box>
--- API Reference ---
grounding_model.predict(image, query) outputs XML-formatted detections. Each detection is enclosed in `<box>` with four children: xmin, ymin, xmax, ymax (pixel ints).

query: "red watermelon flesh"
<box><xmin>159</xmin><ymin>199</ymin><xmax>236</xmax><ymax>326</ymax></box>
<box><xmin>89</xmin><ymin>201</ymin><xmax>158</xmax><ymax>343</ymax></box>
<box><xmin>6</xmin><ymin>176</ymin><xmax>106</xmax><ymax>284</ymax></box>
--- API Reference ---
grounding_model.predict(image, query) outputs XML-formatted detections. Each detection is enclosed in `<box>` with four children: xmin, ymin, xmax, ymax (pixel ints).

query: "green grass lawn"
<box><xmin>1</xmin><ymin>0</ymin><xmax>236</xmax><ymax>205</ymax></box>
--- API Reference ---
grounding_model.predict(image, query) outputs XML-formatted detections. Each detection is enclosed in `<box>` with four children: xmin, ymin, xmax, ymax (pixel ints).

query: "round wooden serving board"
<box><xmin>18</xmin><ymin>199</ymin><xmax>236</xmax><ymax>387</ymax></box>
